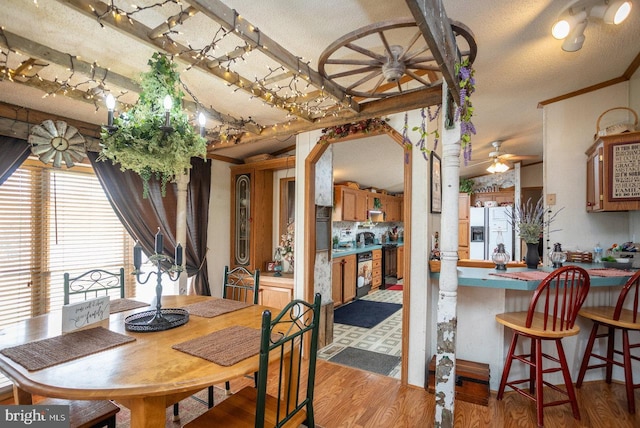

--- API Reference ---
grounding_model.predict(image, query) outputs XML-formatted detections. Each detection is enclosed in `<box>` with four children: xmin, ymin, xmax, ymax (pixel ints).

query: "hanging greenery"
<box><xmin>99</xmin><ymin>52</ymin><xmax>207</xmax><ymax>197</ymax></box>
<box><xmin>455</xmin><ymin>58</ymin><xmax>476</xmax><ymax>164</ymax></box>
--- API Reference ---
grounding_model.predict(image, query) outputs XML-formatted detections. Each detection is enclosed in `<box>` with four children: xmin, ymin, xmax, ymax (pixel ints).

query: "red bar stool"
<box><xmin>576</xmin><ymin>269</ymin><xmax>640</xmax><ymax>413</ymax></box>
<box><xmin>495</xmin><ymin>266</ymin><xmax>590</xmax><ymax>427</ymax></box>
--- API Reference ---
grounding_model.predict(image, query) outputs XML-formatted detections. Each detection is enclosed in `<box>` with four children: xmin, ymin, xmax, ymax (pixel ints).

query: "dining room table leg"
<box><xmin>119</xmin><ymin>396</ymin><xmax>167</xmax><ymax>428</ymax></box>
<box><xmin>12</xmin><ymin>385</ymin><xmax>32</xmax><ymax>405</ymax></box>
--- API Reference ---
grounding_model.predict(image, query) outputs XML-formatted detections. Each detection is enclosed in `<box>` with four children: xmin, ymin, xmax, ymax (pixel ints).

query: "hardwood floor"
<box><xmin>4</xmin><ymin>359</ymin><xmax>639</xmax><ymax>427</ymax></box>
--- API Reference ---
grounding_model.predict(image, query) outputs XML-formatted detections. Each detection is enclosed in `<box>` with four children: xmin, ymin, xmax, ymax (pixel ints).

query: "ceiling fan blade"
<box><xmin>466</xmin><ymin>158</ymin><xmax>494</xmax><ymax>167</ymax></box>
<box><xmin>498</xmin><ymin>154</ymin><xmax>539</xmax><ymax>161</ymax></box>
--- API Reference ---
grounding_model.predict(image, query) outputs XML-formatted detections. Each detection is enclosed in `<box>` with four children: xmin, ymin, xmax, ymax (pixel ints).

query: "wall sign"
<box><xmin>609</xmin><ymin>141</ymin><xmax>640</xmax><ymax>201</ymax></box>
<box><xmin>62</xmin><ymin>296</ymin><xmax>110</xmax><ymax>333</ymax></box>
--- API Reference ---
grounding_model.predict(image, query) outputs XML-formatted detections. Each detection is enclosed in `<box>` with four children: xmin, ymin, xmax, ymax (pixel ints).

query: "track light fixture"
<box><xmin>552</xmin><ymin>0</ymin><xmax>632</xmax><ymax>52</ymax></box>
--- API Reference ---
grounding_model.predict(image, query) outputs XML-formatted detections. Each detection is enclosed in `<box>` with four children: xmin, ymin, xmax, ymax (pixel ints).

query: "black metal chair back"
<box><xmin>255</xmin><ymin>293</ymin><xmax>321</xmax><ymax>428</ymax></box>
<box><xmin>63</xmin><ymin>268</ymin><xmax>125</xmax><ymax>305</ymax></box>
<box><xmin>223</xmin><ymin>265</ymin><xmax>260</xmax><ymax>304</ymax></box>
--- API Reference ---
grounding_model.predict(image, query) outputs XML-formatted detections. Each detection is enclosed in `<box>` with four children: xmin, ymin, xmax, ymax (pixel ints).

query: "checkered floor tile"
<box><xmin>318</xmin><ymin>287</ymin><xmax>403</xmax><ymax>379</ymax></box>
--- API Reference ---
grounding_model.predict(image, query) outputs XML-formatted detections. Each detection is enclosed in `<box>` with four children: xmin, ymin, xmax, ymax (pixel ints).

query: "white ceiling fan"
<box><xmin>469</xmin><ymin>140</ymin><xmax>538</xmax><ymax>173</ymax></box>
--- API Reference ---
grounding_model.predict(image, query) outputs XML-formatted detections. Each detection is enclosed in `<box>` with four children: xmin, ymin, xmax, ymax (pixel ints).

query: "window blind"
<box><xmin>0</xmin><ymin>160</ymin><xmax>134</xmax><ymax>390</ymax></box>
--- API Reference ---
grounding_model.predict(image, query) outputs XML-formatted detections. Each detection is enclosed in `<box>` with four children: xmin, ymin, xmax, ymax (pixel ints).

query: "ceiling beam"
<box><xmin>0</xmin><ymin>28</ymin><xmax>254</xmax><ymax>132</ymax></box>
<box><xmin>210</xmin><ymin>84</ymin><xmax>442</xmax><ymax>151</ymax></box>
<box><xmin>404</xmin><ymin>0</ymin><xmax>461</xmax><ymax>101</ymax></box>
<box><xmin>56</xmin><ymin>0</ymin><xmax>313</xmax><ymax>122</ymax></box>
<box><xmin>186</xmin><ymin>0</ymin><xmax>360</xmax><ymax>114</ymax></box>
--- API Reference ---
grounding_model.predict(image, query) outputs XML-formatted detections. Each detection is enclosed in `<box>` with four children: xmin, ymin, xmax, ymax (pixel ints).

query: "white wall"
<box><xmin>205</xmin><ymin>159</ymin><xmax>232</xmax><ymax>298</ymax></box>
<box><xmin>520</xmin><ymin>163</ymin><xmax>542</xmax><ymax>188</ymax></box>
<box><xmin>543</xmin><ymin>83</ymin><xmax>631</xmax><ymax>253</ymax></box>
<box><xmin>629</xmin><ymin>67</ymin><xmax>640</xmax><ymax>240</ymax></box>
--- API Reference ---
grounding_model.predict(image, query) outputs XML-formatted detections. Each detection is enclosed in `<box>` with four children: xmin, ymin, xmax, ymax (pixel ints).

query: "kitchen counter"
<box><xmin>332</xmin><ymin>242</ymin><xmax>403</xmax><ymax>258</ymax></box>
<box><xmin>428</xmin><ymin>262</ymin><xmax>636</xmax><ymax>391</ymax></box>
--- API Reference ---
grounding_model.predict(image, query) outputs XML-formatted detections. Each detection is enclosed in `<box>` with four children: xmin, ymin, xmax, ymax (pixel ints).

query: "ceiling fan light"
<box><xmin>486</xmin><ymin>160</ymin><xmax>510</xmax><ymax>174</ymax></box>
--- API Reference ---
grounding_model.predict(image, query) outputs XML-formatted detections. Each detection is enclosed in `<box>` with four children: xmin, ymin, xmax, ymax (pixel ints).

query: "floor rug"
<box><xmin>334</xmin><ymin>300</ymin><xmax>402</xmax><ymax>328</ymax></box>
<box><xmin>329</xmin><ymin>347</ymin><xmax>401</xmax><ymax>376</ymax></box>
<box><xmin>386</xmin><ymin>284</ymin><xmax>403</xmax><ymax>291</ymax></box>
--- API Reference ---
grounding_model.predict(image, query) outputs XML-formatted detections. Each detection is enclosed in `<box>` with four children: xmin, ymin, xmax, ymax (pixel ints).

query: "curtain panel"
<box><xmin>88</xmin><ymin>152</ymin><xmax>211</xmax><ymax>295</ymax></box>
<box><xmin>0</xmin><ymin>137</ymin><xmax>30</xmax><ymax>186</ymax></box>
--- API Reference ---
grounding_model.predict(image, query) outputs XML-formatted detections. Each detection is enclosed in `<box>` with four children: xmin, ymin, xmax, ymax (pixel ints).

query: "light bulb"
<box><xmin>105</xmin><ymin>93</ymin><xmax>115</xmax><ymax>111</ymax></box>
<box><xmin>612</xmin><ymin>1</ymin><xmax>632</xmax><ymax>24</ymax></box>
<box><xmin>163</xmin><ymin>94</ymin><xmax>172</xmax><ymax>111</ymax></box>
<box><xmin>198</xmin><ymin>112</ymin><xmax>206</xmax><ymax>127</ymax></box>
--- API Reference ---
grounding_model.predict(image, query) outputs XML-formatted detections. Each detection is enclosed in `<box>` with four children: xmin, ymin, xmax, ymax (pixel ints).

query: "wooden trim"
<box><xmin>229</xmin><ymin>156</ymin><xmax>296</xmax><ymax>172</ymax></box>
<box><xmin>303</xmin><ymin>125</ymin><xmax>412</xmax><ymax>384</ymax></box>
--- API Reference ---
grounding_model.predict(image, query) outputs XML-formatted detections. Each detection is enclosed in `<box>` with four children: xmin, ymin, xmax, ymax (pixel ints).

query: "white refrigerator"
<box><xmin>469</xmin><ymin>206</ymin><xmax>514</xmax><ymax>260</ymax></box>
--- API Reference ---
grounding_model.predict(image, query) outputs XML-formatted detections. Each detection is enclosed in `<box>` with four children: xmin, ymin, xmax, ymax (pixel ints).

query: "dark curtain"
<box><xmin>0</xmin><ymin>137</ymin><xmax>30</xmax><ymax>185</ymax></box>
<box><xmin>88</xmin><ymin>152</ymin><xmax>211</xmax><ymax>295</ymax></box>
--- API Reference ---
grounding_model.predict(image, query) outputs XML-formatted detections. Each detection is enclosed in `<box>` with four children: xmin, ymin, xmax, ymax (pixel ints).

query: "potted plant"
<box><xmin>459</xmin><ymin>178</ymin><xmax>475</xmax><ymax>194</ymax></box>
<box><xmin>507</xmin><ymin>197</ymin><xmax>562</xmax><ymax>269</ymax></box>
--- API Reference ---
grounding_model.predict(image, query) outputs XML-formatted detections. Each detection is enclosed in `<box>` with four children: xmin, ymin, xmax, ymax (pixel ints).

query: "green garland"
<box><xmin>99</xmin><ymin>52</ymin><xmax>207</xmax><ymax>197</ymax></box>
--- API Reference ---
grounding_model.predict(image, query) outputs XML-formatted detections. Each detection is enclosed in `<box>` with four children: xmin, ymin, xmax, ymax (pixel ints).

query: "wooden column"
<box><xmin>435</xmin><ymin>81</ymin><xmax>461</xmax><ymax>428</ymax></box>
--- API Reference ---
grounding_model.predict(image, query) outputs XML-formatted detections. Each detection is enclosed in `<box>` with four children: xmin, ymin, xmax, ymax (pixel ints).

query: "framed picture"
<box><xmin>430</xmin><ymin>152</ymin><xmax>442</xmax><ymax>213</ymax></box>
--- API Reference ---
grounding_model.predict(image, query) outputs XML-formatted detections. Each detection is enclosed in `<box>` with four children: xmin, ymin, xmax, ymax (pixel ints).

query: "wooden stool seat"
<box><xmin>38</xmin><ymin>398</ymin><xmax>119</xmax><ymax>428</ymax></box>
<box><xmin>576</xmin><ymin>270</ymin><xmax>640</xmax><ymax>414</ymax></box>
<box><xmin>495</xmin><ymin>266</ymin><xmax>590</xmax><ymax>428</ymax></box>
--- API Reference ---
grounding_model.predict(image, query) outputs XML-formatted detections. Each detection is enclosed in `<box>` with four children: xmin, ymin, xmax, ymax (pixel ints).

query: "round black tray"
<box><xmin>124</xmin><ymin>308</ymin><xmax>189</xmax><ymax>332</ymax></box>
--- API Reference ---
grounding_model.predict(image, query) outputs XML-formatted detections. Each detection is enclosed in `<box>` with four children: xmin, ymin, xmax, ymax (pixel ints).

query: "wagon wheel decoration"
<box><xmin>28</xmin><ymin>120</ymin><xmax>86</xmax><ymax>168</ymax></box>
<box><xmin>319</xmin><ymin>18</ymin><xmax>476</xmax><ymax>99</ymax></box>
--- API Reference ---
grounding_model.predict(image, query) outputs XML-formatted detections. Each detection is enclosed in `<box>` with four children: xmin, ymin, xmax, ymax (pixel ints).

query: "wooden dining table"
<box><xmin>0</xmin><ymin>295</ymin><xmax>276</xmax><ymax>428</ymax></box>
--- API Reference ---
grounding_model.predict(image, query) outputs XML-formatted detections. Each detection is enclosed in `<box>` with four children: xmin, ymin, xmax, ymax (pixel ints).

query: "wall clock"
<box><xmin>28</xmin><ymin>120</ymin><xmax>86</xmax><ymax>168</ymax></box>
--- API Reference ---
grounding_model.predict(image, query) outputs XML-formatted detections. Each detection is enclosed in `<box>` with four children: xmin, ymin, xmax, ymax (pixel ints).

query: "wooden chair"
<box><xmin>576</xmin><ymin>269</ymin><xmax>640</xmax><ymax>413</ymax></box>
<box><xmin>185</xmin><ymin>293</ymin><xmax>322</xmax><ymax>428</ymax></box>
<box><xmin>63</xmin><ymin>268</ymin><xmax>125</xmax><ymax>305</ymax></box>
<box><xmin>173</xmin><ymin>265</ymin><xmax>260</xmax><ymax>418</ymax></box>
<box><xmin>37</xmin><ymin>398</ymin><xmax>119</xmax><ymax>428</ymax></box>
<box><xmin>495</xmin><ymin>266</ymin><xmax>590</xmax><ymax>427</ymax></box>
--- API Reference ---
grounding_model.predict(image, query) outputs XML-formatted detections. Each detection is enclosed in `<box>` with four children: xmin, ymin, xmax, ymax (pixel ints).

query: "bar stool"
<box><xmin>576</xmin><ymin>269</ymin><xmax>640</xmax><ymax>413</ymax></box>
<box><xmin>495</xmin><ymin>266</ymin><xmax>590</xmax><ymax>427</ymax></box>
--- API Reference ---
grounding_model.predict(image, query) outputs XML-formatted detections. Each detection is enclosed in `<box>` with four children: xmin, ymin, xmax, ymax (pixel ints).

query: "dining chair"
<box><xmin>185</xmin><ymin>293</ymin><xmax>322</xmax><ymax>428</ymax></box>
<box><xmin>173</xmin><ymin>265</ymin><xmax>260</xmax><ymax>419</ymax></box>
<box><xmin>576</xmin><ymin>269</ymin><xmax>640</xmax><ymax>413</ymax></box>
<box><xmin>38</xmin><ymin>398</ymin><xmax>120</xmax><ymax>428</ymax></box>
<box><xmin>63</xmin><ymin>268</ymin><xmax>125</xmax><ymax>305</ymax></box>
<box><xmin>495</xmin><ymin>266</ymin><xmax>590</xmax><ymax>427</ymax></box>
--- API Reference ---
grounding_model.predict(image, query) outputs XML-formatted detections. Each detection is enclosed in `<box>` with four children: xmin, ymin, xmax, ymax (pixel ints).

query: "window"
<box><xmin>0</xmin><ymin>159</ymin><xmax>134</xmax><ymax>389</ymax></box>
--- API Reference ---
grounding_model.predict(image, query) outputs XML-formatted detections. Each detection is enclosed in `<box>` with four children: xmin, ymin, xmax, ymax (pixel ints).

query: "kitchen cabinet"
<box><xmin>229</xmin><ymin>167</ymin><xmax>274</xmax><ymax>271</ymax></box>
<box><xmin>258</xmin><ymin>274</ymin><xmax>293</xmax><ymax>310</ymax></box>
<box><xmin>332</xmin><ymin>254</ymin><xmax>357</xmax><ymax>306</ymax></box>
<box><xmin>385</xmin><ymin>195</ymin><xmax>402</xmax><ymax>222</ymax></box>
<box><xmin>333</xmin><ymin>186</ymin><xmax>367</xmax><ymax>221</ymax></box>
<box><xmin>585</xmin><ymin>131</ymin><xmax>640</xmax><ymax>212</ymax></box>
<box><xmin>458</xmin><ymin>193</ymin><xmax>470</xmax><ymax>259</ymax></box>
<box><xmin>384</xmin><ymin>245</ymin><xmax>397</xmax><ymax>277</ymax></box>
<box><xmin>372</xmin><ymin>249</ymin><xmax>382</xmax><ymax>289</ymax></box>
<box><xmin>396</xmin><ymin>245</ymin><xmax>404</xmax><ymax>280</ymax></box>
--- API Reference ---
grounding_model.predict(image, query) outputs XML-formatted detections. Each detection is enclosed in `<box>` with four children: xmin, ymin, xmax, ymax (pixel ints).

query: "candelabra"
<box><xmin>125</xmin><ymin>228</ymin><xmax>189</xmax><ymax>332</ymax></box>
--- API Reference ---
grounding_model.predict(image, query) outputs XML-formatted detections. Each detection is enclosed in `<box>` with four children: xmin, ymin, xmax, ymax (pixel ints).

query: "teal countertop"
<box><xmin>332</xmin><ymin>242</ymin><xmax>404</xmax><ymax>258</ymax></box>
<box><xmin>430</xmin><ymin>263</ymin><xmax>635</xmax><ymax>291</ymax></box>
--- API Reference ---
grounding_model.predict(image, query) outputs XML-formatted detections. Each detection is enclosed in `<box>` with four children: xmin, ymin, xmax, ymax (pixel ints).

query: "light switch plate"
<box><xmin>546</xmin><ymin>193</ymin><xmax>556</xmax><ymax>205</ymax></box>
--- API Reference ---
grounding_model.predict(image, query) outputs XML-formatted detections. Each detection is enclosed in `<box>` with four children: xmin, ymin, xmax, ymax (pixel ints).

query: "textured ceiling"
<box><xmin>0</xmin><ymin>0</ymin><xmax>638</xmax><ymax>182</ymax></box>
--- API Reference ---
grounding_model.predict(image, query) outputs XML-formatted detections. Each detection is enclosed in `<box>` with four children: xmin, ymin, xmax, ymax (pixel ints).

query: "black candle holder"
<box><xmin>125</xmin><ymin>234</ymin><xmax>188</xmax><ymax>332</ymax></box>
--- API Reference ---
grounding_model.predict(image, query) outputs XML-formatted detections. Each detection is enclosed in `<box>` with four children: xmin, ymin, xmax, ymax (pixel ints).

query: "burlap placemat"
<box><xmin>490</xmin><ymin>270</ymin><xmax>549</xmax><ymax>281</ymax></box>
<box><xmin>109</xmin><ymin>298</ymin><xmax>149</xmax><ymax>314</ymax></box>
<box><xmin>172</xmin><ymin>325</ymin><xmax>262</xmax><ymax>366</ymax></box>
<box><xmin>0</xmin><ymin>326</ymin><xmax>136</xmax><ymax>371</ymax></box>
<box><xmin>587</xmin><ymin>268</ymin><xmax>635</xmax><ymax>277</ymax></box>
<box><xmin>181</xmin><ymin>299</ymin><xmax>250</xmax><ymax>318</ymax></box>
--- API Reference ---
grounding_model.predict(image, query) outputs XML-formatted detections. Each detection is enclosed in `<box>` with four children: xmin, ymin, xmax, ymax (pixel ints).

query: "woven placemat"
<box><xmin>490</xmin><ymin>270</ymin><xmax>550</xmax><ymax>281</ymax></box>
<box><xmin>109</xmin><ymin>298</ymin><xmax>149</xmax><ymax>314</ymax></box>
<box><xmin>181</xmin><ymin>299</ymin><xmax>250</xmax><ymax>318</ymax></box>
<box><xmin>172</xmin><ymin>325</ymin><xmax>261</xmax><ymax>366</ymax></box>
<box><xmin>587</xmin><ymin>268</ymin><xmax>635</xmax><ymax>277</ymax></box>
<box><xmin>0</xmin><ymin>326</ymin><xmax>136</xmax><ymax>371</ymax></box>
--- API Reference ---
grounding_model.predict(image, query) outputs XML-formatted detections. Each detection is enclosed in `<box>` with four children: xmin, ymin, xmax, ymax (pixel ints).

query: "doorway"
<box><xmin>303</xmin><ymin>125</ymin><xmax>412</xmax><ymax>382</ymax></box>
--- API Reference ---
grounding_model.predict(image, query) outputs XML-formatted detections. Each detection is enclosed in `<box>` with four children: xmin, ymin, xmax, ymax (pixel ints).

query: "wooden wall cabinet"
<box><xmin>396</xmin><ymin>245</ymin><xmax>404</xmax><ymax>280</ymax></box>
<box><xmin>230</xmin><ymin>167</ymin><xmax>274</xmax><ymax>271</ymax></box>
<box><xmin>332</xmin><ymin>254</ymin><xmax>356</xmax><ymax>306</ymax></box>
<box><xmin>458</xmin><ymin>193</ymin><xmax>470</xmax><ymax>259</ymax></box>
<box><xmin>385</xmin><ymin>195</ymin><xmax>402</xmax><ymax>222</ymax></box>
<box><xmin>586</xmin><ymin>131</ymin><xmax>640</xmax><ymax>212</ymax></box>
<box><xmin>372</xmin><ymin>249</ymin><xmax>382</xmax><ymax>289</ymax></box>
<box><xmin>333</xmin><ymin>186</ymin><xmax>367</xmax><ymax>221</ymax></box>
<box><xmin>471</xmin><ymin>191</ymin><xmax>514</xmax><ymax>207</ymax></box>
